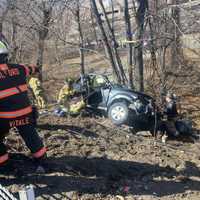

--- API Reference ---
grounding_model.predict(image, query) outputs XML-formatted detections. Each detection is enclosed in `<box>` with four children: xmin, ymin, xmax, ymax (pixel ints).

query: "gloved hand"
<box><xmin>27</xmin><ymin>64</ymin><xmax>40</xmax><ymax>74</ymax></box>
<box><xmin>33</xmin><ymin>153</ymin><xmax>48</xmax><ymax>174</ymax></box>
<box><xmin>34</xmin><ymin>67</ymin><xmax>41</xmax><ymax>74</ymax></box>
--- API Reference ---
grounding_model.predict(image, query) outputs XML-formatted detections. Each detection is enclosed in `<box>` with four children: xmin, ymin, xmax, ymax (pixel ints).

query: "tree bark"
<box><xmin>148</xmin><ymin>18</ymin><xmax>157</xmax><ymax>68</ymax></box>
<box><xmin>36</xmin><ymin>2</ymin><xmax>52</xmax><ymax>81</ymax></box>
<box><xmin>91</xmin><ymin>0</ymin><xmax>121</xmax><ymax>83</ymax></box>
<box><xmin>90</xmin><ymin>5</ymin><xmax>99</xmax><ymax>46</ymax></box>
<box><xmin>159</xmin><ymin>8</ymin><xmax>169</xmax><ymax>100</ymax></box>
<box><xmin>0</xmin><ymin>1</ymin><xmax>9</xmax><ymax>34</ymax></box>
<box><xmin>124</xmin><ymin>0</ymin><xmax>134</xmax><ymax>88</ymax></box>
<box><xmin>99</xmin><ymin>0</ymin><xmax>126</xmax><ymax>84</ymax></box>
<box><xmin>75</xmin><ymin>0</ymin><xmax>85</xmax><ymax>75</ymax></box>
<box><xmin>170</xmin><ymin>0</ymin><xmax>182</xmax><ymax>68</ymax></box>
<box><xmin>160</xmin><ymin>47</ymin><xmax>167</xmax><ymax>97</ymax></box>
<box><xmin>133</xmin><ymin>0</ymin><xmax>147</xmax><ymax>92</ymax></box>
<box><xmin>10</xmin><ymin>4</ymin><xmax>18</xmax><ymax>62</ymax></box>
<box><xmin>0</xmin><ymin>22</ymin><xmax>3</xmax><ymax>33</ymax></box>
<box><xmin>37</xmin><ymin>33</ymin><xmax>45</xmax><ymax>81</ymax></box>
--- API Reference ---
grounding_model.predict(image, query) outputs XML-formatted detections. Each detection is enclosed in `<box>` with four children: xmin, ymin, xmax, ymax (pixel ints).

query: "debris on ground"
<box><xmin>1</xmin><ymin>115</ymin><xmax>200</xmax><ymax>200</ymax></box>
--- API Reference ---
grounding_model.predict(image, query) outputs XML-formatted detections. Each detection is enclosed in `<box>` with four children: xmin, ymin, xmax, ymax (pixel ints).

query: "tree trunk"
<box><xmin>90</xmin><ymin>5</ymin><xmax>99</xmax><ymax>46</ymax></box>
<box><xmin>148</xmin><ymin>17</ymin><xmax>157</xmax><ymax>69</ymax></box>
<box><xmin>76</xmin><ymin>0</ymin><xmax>85</xmax><ymax>75</ymax></box>
<box><xmin>79</xmin><ymin>47</ymin><xmax>85</xmax><ymax>75</ymax></box>
<box><xmin>133</xmin><ymin>0</ymin><xmax>147</xmax><ymax>92</ymax></box>
<box><xmin>0</xmin><ymin>22</ymin><xmax>3</xmax><ymax>33</ymax></box>
<box><xmin>170</xmin><ymin>0</ymin><xmax>182</xmax><ymax>68</ymax></box>
<box><xmin>36</xmin><ymin>2</ymin><xmax>52</xmax><ymax>81</ymax></box>
<box><xmin>99</xmin><ymin>0</ymin><xmax>126</xmax><ymax>84</ymax></box>
<box><xmin>91</xmin><ymin>0</ymin><xmax>121</xmax><ymax>83</ymax></box>
<box><xmin>0</xmin><ymin>1</ymin><xmax>9</xmax><ymax>34</ymax></box>
<box><xmin>159</xmin><ymin>8</ymin><xmax>169</xmax><ymax>101</ymax></box>
<box><xmin>134</xmin><ymin>43</ymin><xmax>144</xmax><ymax>91</ymax></box>
<box><xmin>124</xmin><ymin>0</ymin><xmax>134</xmax><ymax>88</ymax></box>
<box><xmin>37</xmin><ymin>33</ymin><xmax>45</xmax><ymax>81</ymax></box>
<box><xmin>160</xmin><ymin>47</ymin><xmax>167</xmax><ymax>98</ymax></box>
<box><xmin>10</xmin><ymin>5</ymin><xmax>18</xmax><ymax>62</ymax></box>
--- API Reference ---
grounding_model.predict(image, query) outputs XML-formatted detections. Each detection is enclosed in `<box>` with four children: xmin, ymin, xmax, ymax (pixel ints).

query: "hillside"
<box><xmin>1</xmin><ymin>51</ymin><xmax>200</xmax><ymax>199</ymax></box>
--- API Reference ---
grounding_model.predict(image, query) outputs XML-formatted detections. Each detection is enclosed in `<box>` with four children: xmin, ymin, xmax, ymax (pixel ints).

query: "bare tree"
<box><xmin>0</xmin><ymin>0</ymin><xmax>9</xmax><ymax>33</ymax></box>
<box><xmin>74</xmin><ymin>0</ymin><xmax>85</xmax><ymax>75</ymax></box>
<box><xmin>169</xmin><ymin>0</ymin><xmax>182</xmax><ymax>68</ymax></box>
<box><xmin>14</xmin><ymin>0</ymin><xmax>62</xmax><ymax>79</ymax></box>
<box><xmin>99</xmin><ymin>0</ymin><xmax>127</xmax><ymax>84</ymax></box>
<box><xmin>91</xmin><ymin>0</ymin><xmax>121</xmax><ymax>82</ymax></box>
<box><xmin>124</xmin><ymin>0</ymin><xmax>134</xmax><ymax>88</ymax></box>
<box><xmin>89</xmin><ymin>4</ymin><xmax>99</xmax><ymax>46</ymax></box>
<box><xmin>132</xmin><ymin>0</ymin><xmax>148</xmax><ymax>92</ymax></box>
<box><xmin>9</xmin><ymin>0</ymin><xmax>18</xmax><ymax>62</ymax></box>
<box><xmin>36</xmin><ymin>1</ymin><xmax>54</xmax><ymax>81</ymax></box>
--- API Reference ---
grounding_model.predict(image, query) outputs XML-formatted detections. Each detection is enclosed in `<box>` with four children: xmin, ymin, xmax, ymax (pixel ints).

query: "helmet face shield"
<box><xmin>0</xmin><ymin>33</ymin><xmax>9</xmax><ymax>55</ymax></box>
<box><xmin>0</xmin><ymin>41</ymin><xmax>9</xmax><ymax>55</ymax></box>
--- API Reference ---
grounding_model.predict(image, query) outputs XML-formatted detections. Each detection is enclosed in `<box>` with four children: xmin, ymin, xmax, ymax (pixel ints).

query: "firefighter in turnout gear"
<box><xmin>57</xmin><ymin>77</ymin><xmax>85</xmax><ymax>116</ymax></box>
<box><xmin>28</xmin><ymin>76</ymin><xmax>46</xmax><ymax>109</ymax></box>
<box><xmin>161</xmin><ymin>92</ymin><xmax>180</xmax><ymax>143</ymax></box>
<box><xmin>58</xmin><ymin>78</ymin><xmax>75</xmax><ymax>105</ymax></box>
<box><xmin>0</xmin><ymin>37</ymin><xmax>47</xmax><ymax>173</ymax></box>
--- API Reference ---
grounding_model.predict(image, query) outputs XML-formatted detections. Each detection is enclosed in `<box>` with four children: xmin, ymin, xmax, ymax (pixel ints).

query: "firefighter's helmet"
<box><xmin>166</xmin><ymin>92</ymin><xmax>177</xmax><ymax>101</ymax></box>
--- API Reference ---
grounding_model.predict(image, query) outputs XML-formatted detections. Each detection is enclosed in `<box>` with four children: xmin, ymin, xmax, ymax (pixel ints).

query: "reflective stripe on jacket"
<box><xmin>33</xmin><ymin>147</ymin><xmax>47</xmax><ymax>158</ymax></box>
<box><xmin>0</xmin><ymin>153</ymin><xmax>9</xmax><ymax>164</ymax></box>
<box><xmin>0</xmin><ymin>84</ymin><xmax>28</xmax><ymax>100</ymax></box>
<box><xmin>0</xmin><ymin>106</ymin><xmax>32</xmax><ymax>119</ymax></box>
<box><xmin>0</xmin><ymin>63</ymin><xmax>36</xmax><ymax>119</ymax></box>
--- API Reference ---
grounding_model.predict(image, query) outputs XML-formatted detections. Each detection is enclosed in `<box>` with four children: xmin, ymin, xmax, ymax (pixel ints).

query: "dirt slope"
<box><xmin>1</xmin><ymin>114</ymin><xmax>200</xmax><ymax>200</ymax></box>
<box><xmin>1</xmin><ymin>51</ymin><xmax>200</xmax><ymax>199</ymax></box>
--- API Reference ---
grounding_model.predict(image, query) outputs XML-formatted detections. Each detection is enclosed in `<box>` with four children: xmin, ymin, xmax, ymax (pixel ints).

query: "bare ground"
<box><xmin>2</xmin><ymin>52</ymin><xmax>200</xmax><ymax>199</ymax></box>
<box><xmin>1</xmin><ymin>114</ymin><xmax>200</xmax><ymax>200</ymax></box>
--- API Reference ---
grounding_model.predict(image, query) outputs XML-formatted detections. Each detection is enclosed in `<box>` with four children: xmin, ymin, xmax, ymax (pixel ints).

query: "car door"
<box><xmin>87</xmin><ymin>75</ymin><xmax>108</xmax><ymax>109</ymax></box>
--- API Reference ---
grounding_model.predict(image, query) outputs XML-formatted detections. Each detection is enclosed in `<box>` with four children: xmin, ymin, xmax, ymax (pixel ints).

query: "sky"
<box><xmin>102</xmin><ymin>0</ymin><xmax>112</xmax><ymax>7</ymax></box>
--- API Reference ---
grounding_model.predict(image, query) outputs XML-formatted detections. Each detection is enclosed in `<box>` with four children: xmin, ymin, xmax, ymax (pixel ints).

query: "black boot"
<box><xmin>0</xmin><ymin>161</ymin><xmax>11</xmax><ymax>175</ymax></box>
<box><xmin>0</xmin><ymin>160</ymin><xmax>23</xmax><ymax>176</ymax></box>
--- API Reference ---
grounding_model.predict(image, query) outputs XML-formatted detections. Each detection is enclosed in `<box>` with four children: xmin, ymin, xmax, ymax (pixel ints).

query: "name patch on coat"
<box><xmin>0</xmin><ymin>68</ymin><xmax>20</xmax><ymax>80</ymax></box>
<box><xmin>9</xmin><ymin>117</ymin><xmax>30</xmax><ymax>127</ymax></box>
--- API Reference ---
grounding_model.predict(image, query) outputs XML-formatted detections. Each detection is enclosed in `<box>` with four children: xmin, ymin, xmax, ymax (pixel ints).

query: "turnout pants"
<box><xmin>0</xmin><ymin>114</ymin><xmax>46</xmax><ymax>164</ymax></box>
<box><xmin>163</xmin><ymin>116</ymin><xmax>179</xmax><ymax>137</ymax></box>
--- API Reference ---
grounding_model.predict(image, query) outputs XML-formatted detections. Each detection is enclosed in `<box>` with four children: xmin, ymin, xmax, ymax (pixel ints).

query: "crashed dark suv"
<box><xmin>75</xmin><ymin>74</ymin><xmax>156</xmax><ymax>131</ymax></box>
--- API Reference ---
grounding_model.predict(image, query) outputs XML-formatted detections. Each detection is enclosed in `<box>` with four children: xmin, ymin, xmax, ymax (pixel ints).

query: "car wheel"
<box><xmin>108</xmin><ymin>102</ymin><xmax>129</xmax><ymax>125</ymax></box>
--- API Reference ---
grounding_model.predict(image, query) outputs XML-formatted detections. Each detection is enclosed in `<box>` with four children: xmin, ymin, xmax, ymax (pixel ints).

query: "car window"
<box><xmin>92</xmin><ymin>75</ymin><xmax>107</xmax><ymax>88</ymax></box>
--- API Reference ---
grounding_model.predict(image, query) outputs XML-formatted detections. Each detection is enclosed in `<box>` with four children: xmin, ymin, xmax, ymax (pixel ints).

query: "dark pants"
<box><xmin>0</xmin><ymin>114</ymin><xmax>44</xmax><ymax>157</ymax></box>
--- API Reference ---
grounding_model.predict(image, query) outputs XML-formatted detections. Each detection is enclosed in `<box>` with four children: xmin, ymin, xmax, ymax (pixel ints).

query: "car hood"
<box><xmin>111</xmin><ymin>84</ymin><xmax>153</xmax><ymax>100</ymax></box>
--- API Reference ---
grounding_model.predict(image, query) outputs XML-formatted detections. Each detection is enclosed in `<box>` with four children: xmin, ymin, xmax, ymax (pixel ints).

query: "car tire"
<box><xmin>108</xmin><ymin>102</ymin><xmax>129</xmax><ymax>125</ymax></box>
